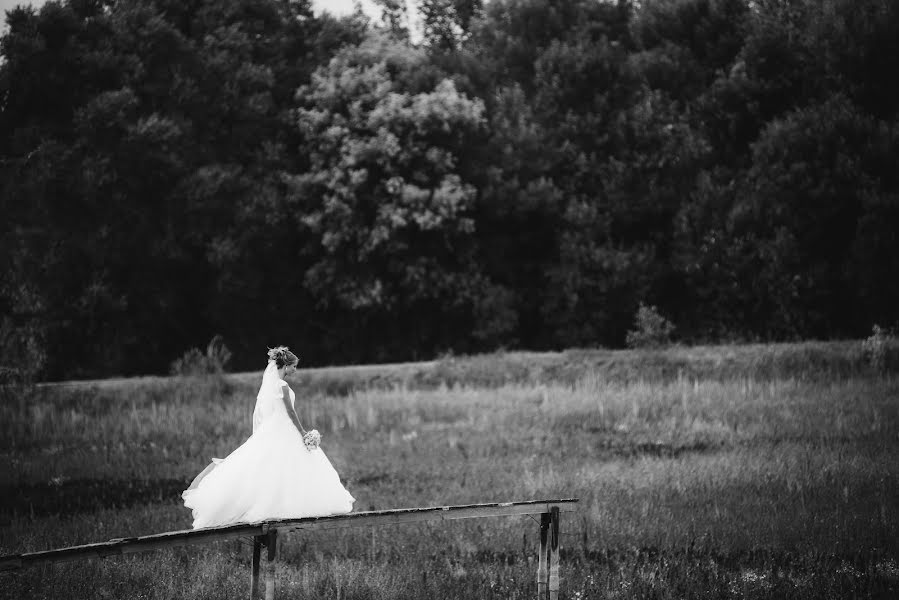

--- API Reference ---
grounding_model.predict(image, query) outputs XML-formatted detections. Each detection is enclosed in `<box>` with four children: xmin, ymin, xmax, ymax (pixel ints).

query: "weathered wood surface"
<box><xmin>250</xmin><ymin>535</ymin><xmax>262</xmax><ymax>600</ymax></box>
<box><xmin>264</xmin><ymin>530</ymin><xmax>277</xmax><ymax>600</ymax></box>
<box><xmin>548</xmin><ymin>506</ymin><xmax>561</xmax><ymax>600</ymax></box>
<box><xmin>537</xmin><ymin>512</ymin><xmax>550</xmax><ymax>599</ymax></box>
<box><xmin>0</xmin><ymin>499</ymin><xmax>578</xmax><ymax>572</ymax></box>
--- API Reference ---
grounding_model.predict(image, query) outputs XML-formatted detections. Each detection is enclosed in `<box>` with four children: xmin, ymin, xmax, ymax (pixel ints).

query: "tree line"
<box><xmin>2</xmin><ymin>0</ymin><xmax>898</xmax><ymax>379</ymax></box>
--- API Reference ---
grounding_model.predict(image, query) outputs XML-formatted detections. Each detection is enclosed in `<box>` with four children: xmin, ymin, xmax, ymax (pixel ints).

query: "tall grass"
<box><xmin>1</xmin><ymin>342</ymin><xmax>897</xmax><ymax>599</ymax></box>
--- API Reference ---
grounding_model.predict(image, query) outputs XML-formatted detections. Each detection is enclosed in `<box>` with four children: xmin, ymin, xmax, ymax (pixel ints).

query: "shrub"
<box><xmin>861</xmin><ymin>324</ymin><xmax>897</xmax><ymax>373</ymax></box>
<box><xmin>0</xmin><ymin>319</ymin><xmax>46</xmax><ymax>403</ymax></box>
<box><xmin>626</xmin><ymin>303</ymin><xmax>676</xmax><ymax>349</ymax></box>
<box><xmin>170</xmin><ymin>335</ymin><xmax>232</xmax><ymax>376</ymax></box>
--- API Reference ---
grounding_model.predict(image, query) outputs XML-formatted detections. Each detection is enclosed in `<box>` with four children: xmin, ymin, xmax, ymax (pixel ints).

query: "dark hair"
<box><xmin>267</xmin><ymin>346</ymin><xmax>299</xmax><ymax>369</ymax></box>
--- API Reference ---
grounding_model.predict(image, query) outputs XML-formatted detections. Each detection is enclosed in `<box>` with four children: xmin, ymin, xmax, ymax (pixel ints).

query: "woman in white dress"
<box><xmin>182</xmin><ymin>346</ymin><xmax>355</xmax><ymax>528</ymax></box>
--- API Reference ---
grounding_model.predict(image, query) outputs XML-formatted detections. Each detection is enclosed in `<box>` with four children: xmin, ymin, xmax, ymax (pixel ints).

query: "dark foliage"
<box><xmin>2</xmin><ymin>0</ymin><xmax>898</xmax><ymax>378</ymax></box>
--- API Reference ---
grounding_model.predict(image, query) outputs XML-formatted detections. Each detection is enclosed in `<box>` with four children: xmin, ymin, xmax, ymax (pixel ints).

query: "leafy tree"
<box><xmin>373</xmin><ymin>0</ymin><xmax>411</xmax><ymax>41</ymax></box>
<box><xmin>419</xmin><ymin>0</ymin><xmax>483</xmax><ymax>50</ymax></box>
<box><xmin>631</xmin><ymin>0</ymin><xmax>750</xmax><ymax>79</ymax></box>
<box><xmin>0</xmin><ymin>0</ymin><xmax>366</xmax><ymax>376</ymax></box>
<box><xmin>677</xmin><ymin>95</ymin><xmax>899</xmax><ymax>338</ymax></box>
<box><xmin>288</xmin><ymin>33</ymin><xmax>507</xmax><ymax>360</ymax></box>
<box><xmin>4</xmin><ymin>0</ymin><xmax>899</xmax><ymax>376</ymax></box>
<box><xmin>470</xmin><ymin>0</ymin><xmax>631</xmax><ymax>92</ymax></box>
<box><xmin>806</xmin><ymin>0</ymin><xmax>899</xmax><ymax>121</ymax></box>
<box><xmin>695</xmin><ymin>0</ymin><xmax>823</xmax><ymax>168</ymax></box>
<box><xmin>737</xmin><ymin>96</ymin><xmax>897</xmax><ymax>336</ymax></box>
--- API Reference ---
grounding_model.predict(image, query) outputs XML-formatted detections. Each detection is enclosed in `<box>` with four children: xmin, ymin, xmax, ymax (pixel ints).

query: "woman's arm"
<box><xmin>281</xmin><ymin>385</ymin><xmax>307</xmax><ymax>437</ymax></box>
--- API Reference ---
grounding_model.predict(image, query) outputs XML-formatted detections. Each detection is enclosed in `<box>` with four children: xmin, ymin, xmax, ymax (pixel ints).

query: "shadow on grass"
<box><xmin>0</xmin><ymin>478</ymin><xmax>189</xmax><ymax>521</ymax></box>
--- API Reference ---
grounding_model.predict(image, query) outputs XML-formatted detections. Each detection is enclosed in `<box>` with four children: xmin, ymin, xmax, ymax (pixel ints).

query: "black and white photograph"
<box><xmin>1</xmin><ymin>0</ymin><xmax>897</xmax><ymax>598</ymax></box>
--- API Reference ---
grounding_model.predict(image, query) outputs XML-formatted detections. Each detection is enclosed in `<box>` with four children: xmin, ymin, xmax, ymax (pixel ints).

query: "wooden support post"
<box><xmin>249</xmin><ymin>535</ymin><xmax>263</xmax><ymax>600</ymax></box>
<box><xmin>264</xmin><ymin>530</ymin><xmax>278</xmax><ymax>600</ymax></box>
<box><xmin>537</xmin><ymin>512</ymin><xmax>550</xmax><ymax>599</ymax></box>
<box><xmin>548</xmin><ymin>507</ymin><xmax>560</xmax><ymax>600</ymax></box>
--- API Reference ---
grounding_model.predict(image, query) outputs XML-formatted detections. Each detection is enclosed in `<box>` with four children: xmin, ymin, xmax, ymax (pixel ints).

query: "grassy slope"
<box><xmin>1</xmin><ymin>341</ymin><xmax>898</xmax><ymax>599</ymax></box>
<box><xmin>33</xmin><ymin>338</ymin><xmax>887</xmax><ymax>395</ymax></box>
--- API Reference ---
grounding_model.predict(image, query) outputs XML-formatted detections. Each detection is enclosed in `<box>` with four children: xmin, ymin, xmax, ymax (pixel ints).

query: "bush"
<box><xmin>0</xmin><ymin>319</ymin><xmax>46</xmax><ymax>403</ymax></box>
<box><xmin>170</xmin><ymin>335</ymin><xmax>232</xmax><ymax>376</ymax></box>
<box><xmin>626</xmin><ymin>303</ymin><xmax>676</xmax><ymax>349</ymax></box>
<box><xmin>861</xmin><ymin>324</ymin><xmax>898</xmax><ymax>373</ymax></box>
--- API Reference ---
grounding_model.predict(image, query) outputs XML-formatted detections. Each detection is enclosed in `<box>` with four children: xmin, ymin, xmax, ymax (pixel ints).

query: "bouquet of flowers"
<box><xmin>303</xmin><ymin>429</ymin><xmax>321</xmax><ymax>451</ymax></box>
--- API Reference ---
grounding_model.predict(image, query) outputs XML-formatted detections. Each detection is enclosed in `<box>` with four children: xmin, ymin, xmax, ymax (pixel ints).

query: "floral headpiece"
<box><xmin>267</xmin><ymin>346</ymin><xmax>292</xmax><ymax>364</ymax></box>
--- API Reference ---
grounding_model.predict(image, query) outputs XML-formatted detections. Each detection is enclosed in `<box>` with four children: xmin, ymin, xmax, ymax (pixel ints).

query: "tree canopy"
<box><xmin>2</xmin><ymin>0</ymin><xmax>898</xmax><ymax>378</ymax></box>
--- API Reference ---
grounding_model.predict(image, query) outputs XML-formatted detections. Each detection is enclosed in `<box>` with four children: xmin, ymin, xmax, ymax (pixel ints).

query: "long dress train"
<box><xmin>182</xmin><ymin>364</ymin><xmax>354</xmax><ymax>528</ymax></box>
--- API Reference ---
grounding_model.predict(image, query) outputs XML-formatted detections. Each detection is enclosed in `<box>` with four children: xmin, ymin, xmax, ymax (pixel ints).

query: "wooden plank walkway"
<box><xmin>0</xmin><ymin>499</ymin><xmax>578</xmax><ymax>599</ymax></box>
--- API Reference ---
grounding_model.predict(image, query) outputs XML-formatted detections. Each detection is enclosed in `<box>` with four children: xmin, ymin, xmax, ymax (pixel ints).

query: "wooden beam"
<box><xmin>0</xmin><ymin>499</ymin><xmax>578</xmax><ymax>572</ymax></box>
<box><xmin>0</xmin><ymin>522</ymin><xmax>268</xmax><ymax>571</ymax></box>
<box><xmin>278</xmin><ymin>500</ymin><xmax>578</xmax><ymax>533</ymax></box>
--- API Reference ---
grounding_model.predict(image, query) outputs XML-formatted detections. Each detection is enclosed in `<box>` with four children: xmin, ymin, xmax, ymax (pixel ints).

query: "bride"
<box><xmin>182</xmin><ymin>346</ymin><xmax>355</xmax><ymax>528</ymax></box>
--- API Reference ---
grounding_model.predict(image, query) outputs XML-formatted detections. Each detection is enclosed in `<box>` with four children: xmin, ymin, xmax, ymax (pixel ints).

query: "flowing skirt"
<box><xmin>182</xmin><ymin>418</ymin><xmax>355</xmax><ymax>529</ymax></box>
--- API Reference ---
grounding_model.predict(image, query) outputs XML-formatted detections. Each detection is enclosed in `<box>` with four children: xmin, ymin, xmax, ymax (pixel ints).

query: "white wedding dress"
<box><xmin>182</xmin><ymin>362</ymin><xmax>355</xmax><ymax>529</ymax></box>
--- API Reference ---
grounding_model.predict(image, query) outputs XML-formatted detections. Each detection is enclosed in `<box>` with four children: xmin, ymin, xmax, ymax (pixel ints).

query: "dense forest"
<box><xmin>2</xmin><ymin>0</ymin><xmax>898</xmax><ymax>379</ymax></box>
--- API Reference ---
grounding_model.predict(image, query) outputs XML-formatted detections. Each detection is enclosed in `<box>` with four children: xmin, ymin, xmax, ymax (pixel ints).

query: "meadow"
<box><xmin>0</xmin><ymin>342</ymin><xmax>897</xmax><ymax>599</ymax></box>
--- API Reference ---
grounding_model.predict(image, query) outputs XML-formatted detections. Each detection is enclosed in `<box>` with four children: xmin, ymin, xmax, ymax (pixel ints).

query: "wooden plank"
<box><xmin>548</xmin><ymin>507</ymin><xmax>560</xmax><ymax>600</ymax></box>
<box><xmin>278</xmin><ymin>501</ymin><xmax>578</xmax><ymax>533</ymax></box>
<box><xmin>537</xmin><ymin>512</ymin><xmax>549</xmax><ymax>599</ymax></box>
<box><xmin>264</xmin><ymin>530</ymin><xmax>277</xmax><ymax>600</ymax></box>
<box><xmin>250</xmin><ymin>535</ymin><xmax>262</xmax><ymax>600</ymax></box>
<box><xmin>0</xmin><ymin>499</ymin><xmax>578</xmax><ymax>572</ymax></box>
<box><xmin>0</xmin><ymin>522</ymin><xmax>268</xmax><ymax>570</ymax></box>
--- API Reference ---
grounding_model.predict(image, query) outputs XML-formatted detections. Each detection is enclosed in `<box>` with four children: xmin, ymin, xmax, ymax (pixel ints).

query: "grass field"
<box><xmin>1</xmin><ymin>342</ymin><xmax>897</xmax><ymax>599</ymax></box>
